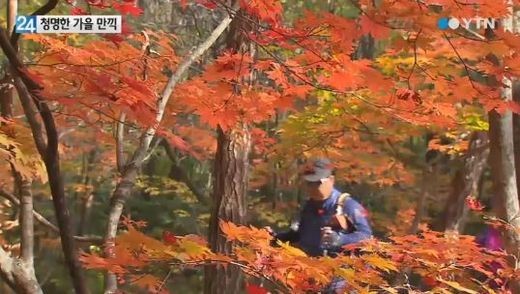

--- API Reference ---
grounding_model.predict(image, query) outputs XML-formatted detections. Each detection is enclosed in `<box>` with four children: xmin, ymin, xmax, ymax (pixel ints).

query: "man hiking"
<box><xmin>267</xmin><ymin>158</ymin><xmax>372</xmax><ymax>293</ymax></box>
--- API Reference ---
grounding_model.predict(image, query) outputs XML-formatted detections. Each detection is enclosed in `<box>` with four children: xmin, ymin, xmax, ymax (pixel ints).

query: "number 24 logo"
<box><xmin>15</xmin><ymin>16</ymin><xmax>37</xmax><ymax>34</ymax></box>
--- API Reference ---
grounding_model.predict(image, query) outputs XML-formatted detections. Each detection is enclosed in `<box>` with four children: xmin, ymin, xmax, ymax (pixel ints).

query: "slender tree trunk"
<box><xmin>488</xmin><ymin>87</ymin><xmax>520</xmax><ymax>271</ymax></box>
<box><xmin>204</xmin><ymin>124</ymin><xmax>251</xmax><ymax>294</ymax></box>
<box><xmin>354</xmin><ymin>34</ymin><xmax>375</xmax><ymax>60</ymax></box>
<box><xmin>77</xmin><ymin>148</ymin><xmax>97</xmax><ymax>235</ymax></box>
<box><xmin>0</xmin><ymin>27</ymin><xmax>89</xmax><ymax>293</ymax></box>
<box><xmin>0</xmin><ymin>2</ymin><xmax>40</xmax><ymax>292</ymax></box>
<box><xmin>486</xmin><ymin>6</ymin><xmax>520</xmax><ymax>290</ymax></box>
<box><xmin>0</xmin><ymin>0</ymin><xmax>16</xmax><ymax>119</ymax></box>
<box><xmin>14</xmin><ymin>174</ymin><xmax>35</xmax><ymax>272</ymax></box>
<box><xmin>410</xmin><ymin>163</ymin><xmax>437</xmax><ymax>234</ymax></box>
<box><xmin>513</xmin><ymin>80</ymin><xmax>520</xmax><ymax>198</ymax></box>
<box><xmin>442</xmin><ymin>132</ymin><xmax>489</xmax><ymax>232</ymax></box>
<box><xmin>103</xmin><ymin>168</ymin><xmax>138</xmax><ymax>293</ymax></box>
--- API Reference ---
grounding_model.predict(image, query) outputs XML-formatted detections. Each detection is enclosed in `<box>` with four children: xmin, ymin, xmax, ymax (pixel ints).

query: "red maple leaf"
<box><xmin>196</xmin><ymin>0</ymin><xmax>217</xmax><ymax>9</ymax></box>
<box><xmin>162</xmin><ymin>231</ymin><xmax>178</xmax><ymax>245</ymax></box>
<box><xmin>465</xmin><ymin>195</ymin><xmax>485</xmax><ymax>211</ymax></box>
<box><xmin>246</xmin><ymin>283</ymin><xmax>268</xmax><ymax>294</ymax></box>
<box><xmin>71</xmin><ymin>7</ymin><xmax>87</xmax><ymax>15</ymax></box>
<box><xmin>113</xmin><ymin>3</ymin><xmax>143</xmax><ymax>17</ymax></box>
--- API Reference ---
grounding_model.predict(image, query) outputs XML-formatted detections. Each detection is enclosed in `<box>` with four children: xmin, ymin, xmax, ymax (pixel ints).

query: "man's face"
<box><xmin>305</xmin><ymin>176</ymin><xmax>334</xmax><ymax>201</ymax></box>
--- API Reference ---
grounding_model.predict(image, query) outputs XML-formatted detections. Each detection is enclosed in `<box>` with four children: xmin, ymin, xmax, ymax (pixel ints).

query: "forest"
<box><xmin>1</xmin><ymin>0</ymin><xmax>520</xmax><ymax>293</ymax></box>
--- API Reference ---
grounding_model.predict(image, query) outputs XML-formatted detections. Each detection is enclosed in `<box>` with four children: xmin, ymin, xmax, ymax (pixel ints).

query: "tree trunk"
<box><xmin>0</xmin><ymin>247</ymin><xmax>42</xmax><ymax>294</ymax></box>
<box><xmin>488</xmin><ymin>79</ymin><xmax>520</xmax><ymax>277</ymax></box>
<box><xmin>513</xmin><ymin>80</ymin><xmax>520</xmax><ymax>198</ymax></box>
<box><xmin>486</xmin><ymin>6</ymin><xmax>520</xmax><ymax>289</ymax></box>
<box><xmin>354</xmin><ymin>34</ymin><xmax>375</xmax><ymax>60</ymax></box>
<box><xmin>0</xmin><ymin>26</ymin><xmax>89</xmax><ymax>293</ymax></box>
<box><xmin>14</xmin><ymin>174</ymin><xmax>35</xmax><ymax>273</ymax></box>
<box><xmin>103</xmin><ymin>167</ymin><xmax>138</xmax><ymax>293</ymax></box>
<box><xmin>204</xmin><ymin>6</ymin><xmax>255</xmax><ymax>293</ymax></box>
<box><xmin>0</xmin><ymin>2</ymin><xmax>40</xmax><ymax>292</ymax></box>
<box><xmin>77</xmin><ymin>148</ymin><xmax>97</xmax><ymax>235</ymax></box>
<box><xmin>0</xmin><ymin>0</ymin><xmax>16</xmax><ymax>119</ymax></box>
<box><xmin>410</xmin><ymin>163</ymin><xmax>437</xmax><ymax>234</ymax></box>
<box><xmin>442</xmin><ymin>131</ymin><xmax>489</xmax><ymax>232</ymax></box>
<box><xmin>204</xmin><ymin>124</ymin><xmax>251</xmax><ymax>294</ymax></box>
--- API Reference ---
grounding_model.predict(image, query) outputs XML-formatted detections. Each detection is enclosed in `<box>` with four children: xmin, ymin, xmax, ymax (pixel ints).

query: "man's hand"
<box><xmin>321</xmin><ymin>227</ymin><xmax>341</xmax><ymax>249</ymax></box>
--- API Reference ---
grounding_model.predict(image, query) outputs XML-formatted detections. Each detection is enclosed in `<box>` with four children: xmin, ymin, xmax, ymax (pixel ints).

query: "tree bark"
<box><xmin>513</xmin><ymin>80</ymin><xmax>520</xmax><ymax>198</ymax></box>
<box><xmin>204</xmin><ymin>124</ymin><xmax>251</xmax><ymax>294</ymax></box>
<box><xmin>14</xmin><ymin>173</ymin><xmax>35</xmax><ymax>273</ymax></box>
<box><xmin>77</xmin><ymin>148</ymin><xmax>97</xmax><ymax>236</ymax></box>
<box><xmin>442</xmin><ymin>131</ymin><xmax>489</xmax><ymax>232</ymax></box>
<box><xmin>489</xmin><ymin>96</ymin><xmax>520</xmax><ymax>270</ymax></box>
<box><xmin>0</xmin><ymin>2</ymin><xmax>41</xmax><ymax>292</ymax></box>
<box><xmin>0</xmin><ymin>0</ymin><xmax>16</xmax><ymax>119</ymax></box>
<box><xmin>486</xmin><ymin>6</ymin><xmax>520</xmax><ymax>289</ymax></box>
<box><xmin>204</xmin><ymin>6</ymin><xmax>255</xmax><ymax>293</ymax></box>
<box><xmin>0</xmin><ymin>247</ymin><xmax>42</xmax><ymax>294</ymax></box>
<box><xmin>410</xmin><ymin>163</ymin><xmax>437</xmax><ymax>234</ymax></box>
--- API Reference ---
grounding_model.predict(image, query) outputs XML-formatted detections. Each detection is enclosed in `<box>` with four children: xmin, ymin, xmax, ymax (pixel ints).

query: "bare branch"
<box><xmin>160</xmin><ymin>139</ymin><xmax>207</xmax><ymax>204</ymax></box>
<box><xmin>0</xmin><ymin>189</ymin><xmax>103</xmax><ymax>244</ymax></box>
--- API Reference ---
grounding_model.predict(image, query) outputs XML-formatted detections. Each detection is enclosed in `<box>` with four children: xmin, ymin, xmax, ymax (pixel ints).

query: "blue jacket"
<box><xmin>275</xmin><ymin>189</ymin><xmax>372</xmax><ymax>257</ymax></box>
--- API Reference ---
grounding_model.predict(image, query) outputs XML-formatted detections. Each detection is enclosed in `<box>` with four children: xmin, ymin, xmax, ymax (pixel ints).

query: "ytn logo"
<box><xmin>437</xmin><ymin>17</ymin><xmax>498</xmax><ymax>30</ymax></box>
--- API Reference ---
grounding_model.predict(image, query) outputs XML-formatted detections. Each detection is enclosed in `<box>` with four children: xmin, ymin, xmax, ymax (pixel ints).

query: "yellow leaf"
<box><xmin>363</xmin><ymin>254</ymin><xmax>397</xmax><ymax>273</ymax></box>
<box><xmin>277</xmin><ymin>240</ymin><xmax>307</xmax><ymax>257</ymax></box>
<box><xmin>437</xmin><ymin>278</ymin><xmax>479</xmax><ymax>294</ymax></box>
<box><xmin>178</xmin><ymin>239</ymin><xmax>211</xmax><ymax>259</ymax></box>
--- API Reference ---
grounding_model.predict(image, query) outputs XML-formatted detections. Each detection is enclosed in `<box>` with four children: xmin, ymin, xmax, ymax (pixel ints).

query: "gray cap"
<box><xmin>303</xmin><ymin>158</ymin><xmax>333</xmax><ymax>182</ymax></box>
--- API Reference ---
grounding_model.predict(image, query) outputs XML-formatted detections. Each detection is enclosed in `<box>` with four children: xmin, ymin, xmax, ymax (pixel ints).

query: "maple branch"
<box><xmin>215</xmin><ymin>0</ymin><xmax>331</xmax><ymax>64</ymax></box>
<box><xmin>25</xmin><ymin>55</ymin><xmax>171</xmax><ymax>68</ymax></box>
<box><xmin>116</xmin><ymin>112</ymin><xmax>127</xmax><ymax>173</ymax></box>
<box><xmin>443</xmin><ymin>32</ymin><xmax>489</xmax><ymax>98</ymax></box>
<box><xmin>103</xmin><ymin>4</ymin><xmax>240</xmax><ymax>292</ymax></box>
<box><xmin>124</xmin><ymin>2</ymin><xmax>241</xmax><ymax>171</ymax></box>
<box><xmin>8</xmin><ymin>76</ymin><xmax>47</xmax><ymax>156</ymax></box>
<box><xmin>0</xmin><ymin>189</ymin><xmax>103</xmax><ymax>243</ymax></box>
<box><xmin>250</xmin><ymin>36</ymin><xmax>416</xmax><ymax>124</ymax></box>
<box><xmin>161</xmin><ymin>139</ymin><xmax>208</xmax><ymax>204</ymax></box>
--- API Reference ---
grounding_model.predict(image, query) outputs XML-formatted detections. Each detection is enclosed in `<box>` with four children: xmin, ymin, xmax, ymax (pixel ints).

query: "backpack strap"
<box><xmin>331</xmin><ymin>193</ymin><xmax>352</xmax><ymax>231</ymax></box>
<box><xmin>335</xmin><ymin>193</ymin><xmax>351</xmax><ymax>216</ymax></box>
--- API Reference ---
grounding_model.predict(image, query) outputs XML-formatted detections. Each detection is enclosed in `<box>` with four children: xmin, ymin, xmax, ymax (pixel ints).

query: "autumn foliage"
<box><xmin>79</xmin><ymin>219</ymin><xmax>519</xmax><ymax>293</ymax></box>
<box><xmin>3</xmin><ymin>0</ymin><xmax>520</xmax><ymax>293</ymax></box>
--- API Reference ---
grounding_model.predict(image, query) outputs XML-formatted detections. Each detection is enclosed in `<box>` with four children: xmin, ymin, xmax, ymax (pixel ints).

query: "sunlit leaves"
<box><xmin>80</xmin><ymin>220</ymin><xmax>517</xmax><ymax>293</ymax></box>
